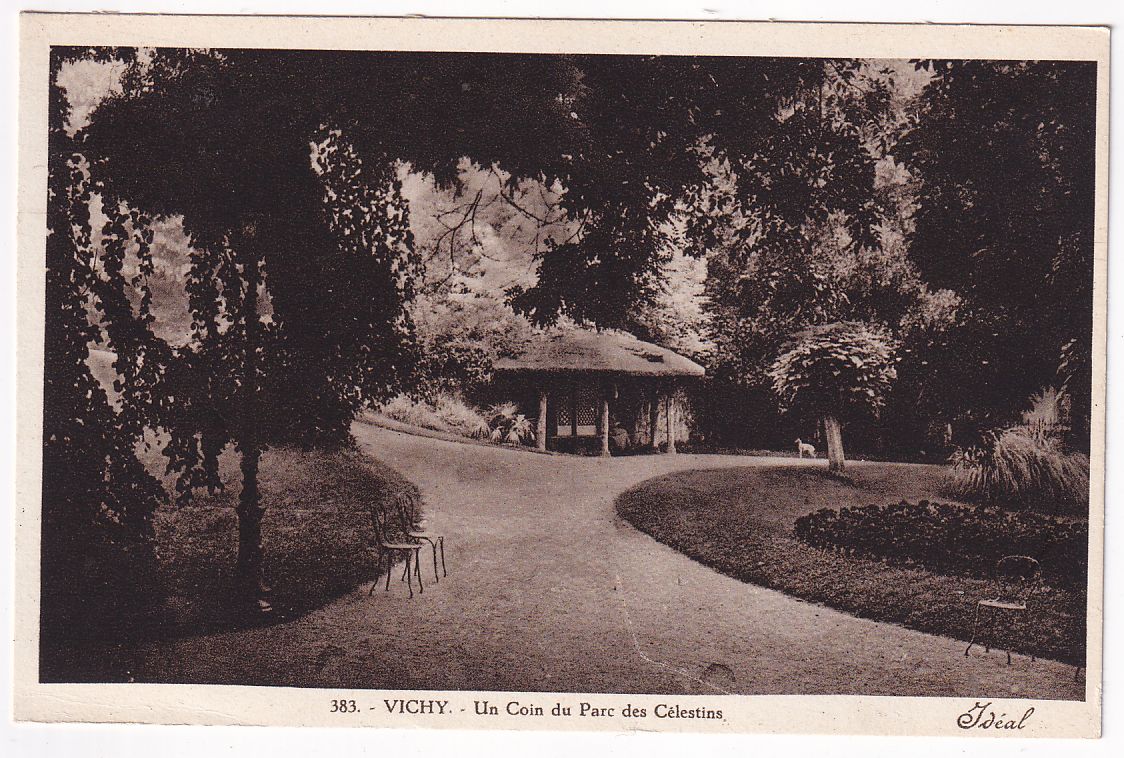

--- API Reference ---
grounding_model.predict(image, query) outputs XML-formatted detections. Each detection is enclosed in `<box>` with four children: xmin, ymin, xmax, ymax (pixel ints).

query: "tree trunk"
<box><xmin>649</xmin><ymin>389</ymin><xmax>660</xmax><ymax>451</ymax></box>
<box><xmin>236</xmin><ymin>441</ymin><xmax>265</xmax><ymax>590</ymax></box>
<box><xmin>666</xmin><ymin>393</ymin><xmax>677</xmax><ymax>455</ymax></box>
<box><xmin>600</xmin><ymin>391</ymin><xmax>611</xmax><ymax>457</ymax></box>
<box><xmin>536</xmin><ymin>389</ymin><xmax>548</xmax><ymax>452</ymax></box>
<box><xmin>235</xmin><ymin>234</ymin><xmax>269</xmax><ymax>609</ymax></box>
<box><xmin>823</xmin><ymin>414</ymin><xmax>845</xmax><ymax>473</ymax></box>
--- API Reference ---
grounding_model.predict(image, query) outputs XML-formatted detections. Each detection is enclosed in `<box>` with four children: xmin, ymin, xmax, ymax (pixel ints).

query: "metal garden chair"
<box><xmin>394</xmin><ymin>493</ymin><xmax>447</xmax><ymax>583</ymax></box>
<box><xmin>369</xmin><ymin>506</ymin><xmax>423</xmax><ymax>598</ymax></box>
<box><xmin>965</xmin><ymin>555</ymin><xmax>1041</xmax><ymax>665</ymax></box>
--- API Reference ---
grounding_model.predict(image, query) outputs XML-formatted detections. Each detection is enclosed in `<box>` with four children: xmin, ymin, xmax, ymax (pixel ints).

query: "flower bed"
<box><xmin>794</xmin><ymin>500</ymin><xmax>1087</xmax><ymax>590</ymax></box>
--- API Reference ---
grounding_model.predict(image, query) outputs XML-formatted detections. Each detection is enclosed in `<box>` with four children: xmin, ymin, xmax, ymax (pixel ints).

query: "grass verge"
<box><xmin>40</xmin><ymin>443</ymin><xmax>419</xmax><ymax>682</ymax></box>
<box><xmin>615</xmin><ymin>464</ymin><xmax>1086</xmax><ymax>666</ymax></box>
<box><xmin>152</xmin><ymin>444</ymin><xmax>418</xmax><ymax>633</ymax></box>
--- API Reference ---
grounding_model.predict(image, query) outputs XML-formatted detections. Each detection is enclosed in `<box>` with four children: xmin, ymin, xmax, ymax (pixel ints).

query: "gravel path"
<box><xmin>131</xmin><ymin>420</ymin><xmax>1083</xmax><ymax>698</ymax></box>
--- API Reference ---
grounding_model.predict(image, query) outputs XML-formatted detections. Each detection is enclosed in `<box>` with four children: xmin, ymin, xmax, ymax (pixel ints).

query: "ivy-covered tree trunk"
<box><xmin>235</xmin><ymin>234</ymin><xmax>269</xmax><ymax>609</ymax></box>
<box><xmin>236</xmin><ymin>438</ymin><xmax>266</xmax><ymax>600</ymax></box>
<box><xmin>823</xmin><ymin>414</ymin><xmax>845</xmax><ymax>473</ymax></box>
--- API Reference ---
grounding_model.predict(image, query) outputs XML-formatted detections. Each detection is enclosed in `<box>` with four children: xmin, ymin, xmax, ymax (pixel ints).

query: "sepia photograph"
<box><xmin>12</xmin><ymin>13</ymin><xmax>1108</xmax><ymax>739</ymax></box>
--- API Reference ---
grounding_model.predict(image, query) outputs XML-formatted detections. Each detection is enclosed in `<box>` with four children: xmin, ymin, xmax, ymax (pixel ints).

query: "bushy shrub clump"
<box><xmin>945</xmin><ymin>426</ymin><xmax>1090</xmax><ymax>514</ymax></box>
<box><xmin>381</xmin><ymin>394</ymin><xmax>490</xmax><ymax>439</ymax></box>
<box><xmin>484</xmin><ymin>402</ymin><xmax>535</xmax><ymax>445</ymax></box>
<box><xmin>794</xmin><ymin>500</ymin><xmax>1087</xmax><ymax>590</ymax></box>
<box><xmin>380</xmin><ymin>395</ymin><xmax>535</xmax><ymax>445</ymax></box>
<box><xmin>413</xmin><ymin>342</ymin><xmax>494</xmax><ymax>399</ymax></box>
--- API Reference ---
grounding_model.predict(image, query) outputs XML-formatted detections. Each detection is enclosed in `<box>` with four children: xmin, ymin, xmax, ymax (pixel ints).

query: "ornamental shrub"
<box><xmin>945</xmin><ymin>426</ymin><xmax>1090</xmax><ymax>514</ymax></box>
<box><xmin>769</xmin><ymin>321</ymin><xmax>898</xmax><ymax>471</ymax></box>
<box><xmin>768</xmin><ymin>321</ymin><xmax>899</xmax><ymax>420</ymax></box>
<box><xmin>485</xmin><ymin>402</ymin><xmax>535</xmax><ymax>445</ymax></box>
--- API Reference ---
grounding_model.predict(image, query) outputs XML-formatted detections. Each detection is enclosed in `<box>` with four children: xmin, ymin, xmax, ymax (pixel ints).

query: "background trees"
<box><xmin>894</xmin><ymin>60</ymin><xmax>1097</xmax><ymax>451</ymax></box>
<box><xmin>699</xmin><ymin>61</ymin><xmax>916</xmax><ymax>450</ymax></box>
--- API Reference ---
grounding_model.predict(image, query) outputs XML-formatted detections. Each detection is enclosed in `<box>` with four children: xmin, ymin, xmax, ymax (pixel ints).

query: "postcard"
<box><xmin>14</xmin><ymin>13</ymin><xmax>1108</xmax><ymax>738</ymax></box>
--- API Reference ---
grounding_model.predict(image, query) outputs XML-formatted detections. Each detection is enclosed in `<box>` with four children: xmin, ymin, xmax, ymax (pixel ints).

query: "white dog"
<box><xmin>795</xmin><ymin>438</ymin><xmax>816</xmax><ymax>459</ymax></box>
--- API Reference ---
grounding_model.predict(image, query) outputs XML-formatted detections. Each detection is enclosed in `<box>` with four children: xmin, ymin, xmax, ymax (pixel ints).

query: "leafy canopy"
<box><xmin>768</xmin><ymin>322</ymin><xmax>899</xmax><ymax>420</ymax></box>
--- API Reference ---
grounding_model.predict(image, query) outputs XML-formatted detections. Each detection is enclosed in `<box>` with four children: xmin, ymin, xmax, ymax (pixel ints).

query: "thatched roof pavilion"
<box><xmin>493</xmin><ymin>330</ymin><xmax>704</xmax><ymax>455</ymax></box>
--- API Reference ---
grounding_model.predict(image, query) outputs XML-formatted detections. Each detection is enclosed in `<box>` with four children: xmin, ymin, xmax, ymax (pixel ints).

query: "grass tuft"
<box><xmin>945</xmin><ymin>426</ymin><xmax>1090</xmax><ymax>514</ymax></box>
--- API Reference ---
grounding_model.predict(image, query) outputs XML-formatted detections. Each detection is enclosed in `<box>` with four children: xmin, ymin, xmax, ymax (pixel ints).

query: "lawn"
<box><xmin>40</xmin><ymin>439</ymin><xmax>420</xmax><ymax>682</ymax></box>
<box><xmin>150</xmin><ymin>444</ymin><xmax>419</xmax><ymax>633</ymax></box>
<box><xmin>615</xmin><ymin>464</ymin><xmax>1086</xmax><ymax>666</ymax></box>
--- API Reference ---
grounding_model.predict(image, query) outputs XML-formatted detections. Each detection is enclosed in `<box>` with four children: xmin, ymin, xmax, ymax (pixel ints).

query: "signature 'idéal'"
<box><xmin>957</xmin><ymin>701</ymin><xmax>1035</xmax><ymax>730</ymax></box>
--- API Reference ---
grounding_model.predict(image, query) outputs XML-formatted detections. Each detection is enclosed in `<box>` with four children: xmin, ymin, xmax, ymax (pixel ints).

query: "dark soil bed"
<box><xmin>615</xmin><ymin>464</ymin><xmax>1087</xmax><ymax>666</ymax></box>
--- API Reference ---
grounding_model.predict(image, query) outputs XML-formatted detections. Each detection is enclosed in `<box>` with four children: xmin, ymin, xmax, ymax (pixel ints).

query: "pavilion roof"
<box><xmin>493</xmin><ymin>329</ymin><xmax>705</xmax><ymax>378</ymax></box>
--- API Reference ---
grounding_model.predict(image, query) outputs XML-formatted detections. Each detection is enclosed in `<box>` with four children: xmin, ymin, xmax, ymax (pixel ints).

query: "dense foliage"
<box><xmin>794</xmin><ymin>500</ymin><xmax>1088</xmax><ymax>591</ymax></box>
<box><xmin>409</xmin><ymin>294</ymin><xmax>535</xmax><ymax>399</ymax></box>
<box><xmin>42</xmin><ymin>47</ymin><xmax>169</xmax><ymax>640</ymax></box>
<box><xmin>699</xmin><ymin>59</ymin><xmax>1095</xmax><ymax>463</ymax></box>
<box><xmin>894</xmin><ymin>60</ymin><xmax>1096</xmax><ymax>450</ymax></box>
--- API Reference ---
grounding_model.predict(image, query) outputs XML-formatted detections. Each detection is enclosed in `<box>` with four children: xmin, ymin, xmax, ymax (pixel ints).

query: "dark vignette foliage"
<box><xmin>894</xmin><ymin>60</ymin><xmax>1097</xmax><ymax>450</ymax></box>
<box><xmin>41</xmin><ymin>46</ymin><xmax>173</xmax><ymax>653</ymax></box>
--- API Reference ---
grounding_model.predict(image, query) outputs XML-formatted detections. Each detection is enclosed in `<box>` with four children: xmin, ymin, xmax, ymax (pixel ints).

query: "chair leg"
<box><xmin>985</xmin><ymin>607</ymin><xmax>998</xmax><ymax>653</ymax></box>
<box><xmin>385</xmin><ymin>552</ymin><xmax>393</xmax><ymax>592</ymax></box>
<box><xmin>439</xmin><ymin>536</ymin><xmax>446</xmax><ymax>578</ymax></box>
<box><xmin>965</xmin><ymin>603</ymin><xmax>982</xmax><ymax>657</ymax></box>
<box><xmin>431</xmin><ymin>540</ymin><xmax>439</xmax><ymax>582</ymax></box>
<box><xmin>415</xmin><ymin>548</ymin><xmax>424</xmax><ymax>594</ymax></box>
<box><xmin>405</xmin><ymin>552</ymin><xmax>414</xmax><ymax>598</ymax></box>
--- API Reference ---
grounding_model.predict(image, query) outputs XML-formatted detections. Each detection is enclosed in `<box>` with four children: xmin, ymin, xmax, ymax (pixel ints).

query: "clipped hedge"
<box><xmin>794</xmin><ymin>500</ymin><xmax>1087</xmax><ymax>590</ymax></box>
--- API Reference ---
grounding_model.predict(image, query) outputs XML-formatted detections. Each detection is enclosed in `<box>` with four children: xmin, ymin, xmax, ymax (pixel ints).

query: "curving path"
<box><xmin>131</xmin><ymin>420</ymin><xmax>1084</xmax><ymax>699</ymax></box>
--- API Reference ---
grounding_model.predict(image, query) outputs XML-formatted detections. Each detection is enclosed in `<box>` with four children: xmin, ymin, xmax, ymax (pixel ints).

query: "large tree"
<box><xmin>894</xmin><ymin>60</ymin><xmax>1097</xmax><ymax>448</ymax></box>
<box><xmin>700</xmin><ymin>61</ymin><xmax>910</xmax><ymax>448</ymax></box>
<box><xmin>83</xmin><ymin>50</ymin><xmax>428</xmax><ymax>603</ymax></box>
<box><xmin>75</xmin><ymin>50</ymin><xmax>755</xmax><ymax>602</ymax></box>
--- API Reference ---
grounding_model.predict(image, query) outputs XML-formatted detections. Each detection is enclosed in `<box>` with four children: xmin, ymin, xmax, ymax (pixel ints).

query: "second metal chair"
<box><xmin>394</xmin><ymin>493</ymin><xmax>447</xmax><ymax>583</ymax></box>
<box><xmin>369</xmin><ymin>505</ymin><xmax>423</xmax><ymax>598</ymax></box>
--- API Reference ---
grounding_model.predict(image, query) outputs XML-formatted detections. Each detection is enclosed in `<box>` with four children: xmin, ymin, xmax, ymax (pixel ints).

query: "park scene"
<box><xmin>41</xmin><ymin>48</ymin><xmax>1094</xmax><ymax>699</ymax></box>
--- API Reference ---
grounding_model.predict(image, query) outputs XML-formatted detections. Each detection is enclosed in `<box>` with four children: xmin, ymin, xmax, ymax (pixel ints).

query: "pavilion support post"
<box><xmin>571</xmin><ymin>382</ymin><xmax>578</xmax><ymax>439</ymax></box>
<box><xmin>649</xmin><ymin>386</ymin><xmax>661</xmax><ymax>452</ymax></box>
<box><xmin>666</xmin><ymin>390</ymin><xmax>677</xmax><ymax>455</ymax></box>
<box><xmin>601</xmin><ymin>388</ymin><xmax>611</xmax><ymax>457</ymax></box>
<box><xmin>536</xmin><ymin>388</ymin><xmax>548</xmax><ymax>452</ymax></box>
